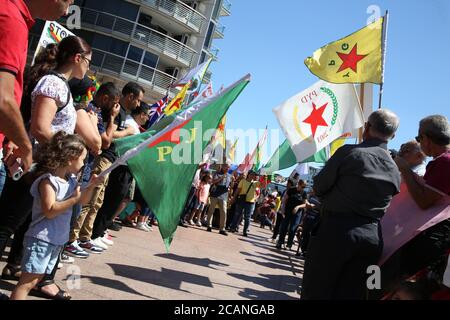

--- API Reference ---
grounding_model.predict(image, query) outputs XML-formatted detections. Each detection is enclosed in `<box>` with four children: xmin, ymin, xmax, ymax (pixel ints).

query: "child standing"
<box><xmin>189</xmin><ymin>174</ymin><xmax>212</xmax><ymax>227</ymax></box>
<box><xmin>10</xmin><ymin>132</ymin><xmax>103</xmax><ymax>300</ymax></box>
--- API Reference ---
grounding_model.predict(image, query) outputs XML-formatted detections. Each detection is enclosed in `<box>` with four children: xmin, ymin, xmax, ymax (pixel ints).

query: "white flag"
<box><xmin>273</xmin><ymin>81</ymin><xmax>364</xmax><ymax>162</ymax></box>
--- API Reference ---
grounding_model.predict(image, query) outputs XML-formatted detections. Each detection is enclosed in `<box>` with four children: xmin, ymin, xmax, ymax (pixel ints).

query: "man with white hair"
<box><xmin>301</xmin><ymin>109</ymin><xmax>402</xmax><ymax>300</ymax></box>
<box><xmin>393</xmin><ymin>115</ymin><xmax>450</xmax><ymax>289</ymax></box>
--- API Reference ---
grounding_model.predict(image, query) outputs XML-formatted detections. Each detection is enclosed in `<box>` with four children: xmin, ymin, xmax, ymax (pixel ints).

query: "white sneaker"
<box><xmin>144</xmin><ymin>224</ymin><xmax>153</xmax><ymax>231</ymax></box>
<box><xmin>196</xmin><ymin>221</ymin><xmax>202</xmax><ymax>227</ymax></box>
<box><xmin>136</xmin><ymin>222</ymin><xmax>149</xmax><ymax>232</ymax></box>
<box><xmin>101</xmin><ymin>234</ymin><xmax>114</xmax><ymax>246</ymax></box>
<box><xmin>92</xmin><ymin>237</ymin><xmax>108</xmax><ymax>250</ymax></box>
<box><xmin>189</xmin><ymin>220</ymin><xmax>195</xmax><ymax>226</ymax></box>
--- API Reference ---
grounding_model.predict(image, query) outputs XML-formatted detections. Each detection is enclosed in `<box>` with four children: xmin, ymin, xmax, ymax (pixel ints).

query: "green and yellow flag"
<box><xmin>305</xmin><ymin>17</ymin><xmax>384</xmax><ymax>84</ymax></box>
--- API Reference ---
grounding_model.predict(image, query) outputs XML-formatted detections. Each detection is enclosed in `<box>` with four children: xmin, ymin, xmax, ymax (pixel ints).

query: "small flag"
<box><xmin>171</xmin><ymin>58</ymin><xmax>212</xmax><ymax>89</ymax></box>
<box><xmin>147</xmin><ymin>95</ymin><xmax>169</xmax><ymax>129</ymax></box>
<box><xmin>305</xmin><ymin>17</ymin><xmax>384</xmax><ymax>84</ymax></box>
<box><xmin>165</xmin><ymin>82</ymin><xmax>190</xmax><ymax>116</ymax></box>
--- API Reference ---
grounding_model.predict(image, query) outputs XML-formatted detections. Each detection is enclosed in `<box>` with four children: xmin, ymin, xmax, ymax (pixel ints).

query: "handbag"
<box><xmin>237</xmin><ymin>182</ymin><xmax>254</xmax><ymax>202</ymax></box>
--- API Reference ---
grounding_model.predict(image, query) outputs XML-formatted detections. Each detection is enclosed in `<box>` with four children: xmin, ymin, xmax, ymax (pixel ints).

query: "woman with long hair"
<box><xmin>0</xmin><ymin>36</ymin><xmax>92</xmax><ymax>300</ymax></box>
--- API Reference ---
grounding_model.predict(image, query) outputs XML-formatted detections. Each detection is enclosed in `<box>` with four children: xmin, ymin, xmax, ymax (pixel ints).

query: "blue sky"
<box><xmin>209</xmin><ymin>0</ymin><xmax>450</xmax><ymax>176</ymax></box>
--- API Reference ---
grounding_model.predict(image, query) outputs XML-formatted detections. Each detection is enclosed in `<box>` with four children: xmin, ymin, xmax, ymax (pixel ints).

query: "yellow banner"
<box><xmin>305</xmin><ymin>18</ymin><xmax>383</xmax><ymax>84</ymax></box>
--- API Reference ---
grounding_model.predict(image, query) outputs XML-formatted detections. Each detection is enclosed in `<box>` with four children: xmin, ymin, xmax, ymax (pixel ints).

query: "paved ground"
<box><xmin>0</xmin><ymin>222</ymin><xmax>303</xmax><ymax>300</ymax></box>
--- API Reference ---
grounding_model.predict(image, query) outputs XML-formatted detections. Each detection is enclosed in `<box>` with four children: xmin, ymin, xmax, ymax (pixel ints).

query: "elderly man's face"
<box><xmin>417</xmin><ymin>128</ymin><xmax>433</xmax><ymax>157</ymax></box>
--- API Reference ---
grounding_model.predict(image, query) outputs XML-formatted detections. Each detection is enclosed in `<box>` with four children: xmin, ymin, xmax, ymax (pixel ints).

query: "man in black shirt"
<box><xmin>301</xmin><ymin>109</ymin><xmax>401</xmax><ymax>300</ymax></box>
<box><xmin>91</xmin><ymin>82</ymin><xmax>145</xmax><ymax>247</ymax></box>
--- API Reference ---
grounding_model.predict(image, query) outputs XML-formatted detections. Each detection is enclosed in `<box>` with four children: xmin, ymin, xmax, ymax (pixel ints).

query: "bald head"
<box><xmin>365</xmin><ymin>109</ymin><xmax>400</xmax><ymax>141</ymax></box>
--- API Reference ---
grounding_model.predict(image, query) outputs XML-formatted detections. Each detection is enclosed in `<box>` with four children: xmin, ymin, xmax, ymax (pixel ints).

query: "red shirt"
<box><xmin>0</xmin><ymin>0</ymin><xmax>35</xmax><ymax>146</ymax></box>
<box><xmin>424</xmin><ymin>151</ymin><xmax>450</xmax><ymax>195</ymax></box>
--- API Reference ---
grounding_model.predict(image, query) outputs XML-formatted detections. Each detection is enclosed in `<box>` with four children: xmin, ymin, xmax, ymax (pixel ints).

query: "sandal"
<box><xmin>31</xmin><ymin>280</ymin><xmax>72</xmax><ymax>300</ymax></box>
<box><xmin>1</xmin><ymin>264</ymin><xmax>22</xmax><ymax>281</ymax></box>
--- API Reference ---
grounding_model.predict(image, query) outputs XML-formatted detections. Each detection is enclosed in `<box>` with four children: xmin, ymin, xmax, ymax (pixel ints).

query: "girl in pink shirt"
<box><xmin>189</xmin><ymin>173</ymin><xmax>212</xmax><ymax>227</ymax></box>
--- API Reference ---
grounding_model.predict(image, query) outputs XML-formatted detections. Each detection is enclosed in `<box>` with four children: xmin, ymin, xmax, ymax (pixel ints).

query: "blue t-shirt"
<box><xmin>87</xmin><ymin>101</ymin><xmax>106</xmax><ymax>135</ymax></box>
<box><xmin>26</xmin><ymin>173</ymin><xmax>79</xmax><ymax>245</ymax></box>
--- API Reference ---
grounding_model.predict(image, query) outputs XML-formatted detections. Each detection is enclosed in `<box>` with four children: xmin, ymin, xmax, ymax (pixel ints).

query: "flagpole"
<box><xmin>358</xmin><ymin>83</ymin><xmax>365</xmax><ymax>143</ymax></box>
<box><xmin>378</xmin><ymin>10</ymin><xmax>389</xmax><ymax>110</ymax></box>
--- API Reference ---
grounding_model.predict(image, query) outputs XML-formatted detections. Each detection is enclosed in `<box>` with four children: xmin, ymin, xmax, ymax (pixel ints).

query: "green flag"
<box><xmin>261</xmin><ymin>139</ymin><xmax>327</xmax><ymax>174</ymax></box>
<box><xmin>115</xmin><ymin>75</ymin><xmax>250</xmax><ymax>250</ymax></box>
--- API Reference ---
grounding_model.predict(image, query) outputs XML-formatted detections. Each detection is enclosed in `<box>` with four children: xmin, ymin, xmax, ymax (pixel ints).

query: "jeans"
<box><xmin>271</xmin><ymin>212</ymin><xmax>284</xmax><ymax>240</ymax></box>
<box><xmin>260</xmin><ymin>216</ymin><xmax>273</xmax><ymax>227</ymax></box>
<box><xmin>230</xmin><ymin>200</ymin><xmax>255</xmax><ymax>235</ymax></box>
<box><xmin>277</xmin><ymin>212</ymin><xmax>302</xmax><ymax>248</ymax></box>
<box><xmin>0</xmin><ymin>162</ymin><xmax>6</xmax><ymax>196</ymax></box>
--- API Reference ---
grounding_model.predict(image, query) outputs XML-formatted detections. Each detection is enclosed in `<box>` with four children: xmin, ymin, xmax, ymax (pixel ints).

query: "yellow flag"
<box><xmin>215</xmin><ymin>115</ymin><xmax>227</xmax><ymax>148</ymax></box>
<box><xmin>164</xmin><ymin>82</ymin><xmax>190</xmax><ymax>116</ymax></box>
<box><xmin>228</xmin><ymin>138</ymin><xmax>238</xmax><ymax>163</ymax></box>
<box><xmin>305</xmin><ymin>17</ymin><xmax>384</xmax><ymax>84</ymax></box>
<box><xmin>330</xmin><ymin>137</ymin><xmax>346</xmax><ymax>156</ymax></box>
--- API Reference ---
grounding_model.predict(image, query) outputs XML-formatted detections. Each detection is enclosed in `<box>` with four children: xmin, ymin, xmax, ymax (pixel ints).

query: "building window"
<box><xmin>204</xmin><ymin>22</ymin><xmax>215</xmax><ymax>49</ymax></box>
<box><xmin>127</xmin><ymin>46</ymin><xmax>143</xmax><ymax>62</ymax></box>
<box><xmin>143</xmin><ymin>51</ymin><xmax>158</xmax><ymax>69</ymax></box>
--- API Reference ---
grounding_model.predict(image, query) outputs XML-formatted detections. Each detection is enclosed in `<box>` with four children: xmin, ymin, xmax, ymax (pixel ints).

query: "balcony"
<box><xmin>128</xmin><ymin>0</ymin><xmax>207</xmax><ymax>34</ymax></box>
<box><xmin>213</xmin><ymin>21</ymin><xmax>225</xmax><ymax>39</ymax></box>
<box><xmin>69</xmin><ymin>7</ymin><xmax>198</xmax><ymax>68</ymax></box>
<box><xmin>220</xmin><ymin>0</ymin><xmax>232</xmax><ymax>16</ymax></box>
<box><xmin>206</xmin><ymin>45</ymin><xmax>219</xmax><ymax>61</ymax></box>
<box><xmin>90</xmin><ymin>48</ymin><xmax>178</xmax><ymax>97</ymax></box>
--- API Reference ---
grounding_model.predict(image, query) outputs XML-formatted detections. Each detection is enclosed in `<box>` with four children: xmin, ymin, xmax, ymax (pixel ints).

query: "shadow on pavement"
<box><xmin>107</xmin><ymin>264</ymin><xmax>213</xmax><ymax>292</ymax></box>
<box><xmin>244</xmin><ymin>258</ymin><xmax>304</xmax><ymax>274</ymax></box>
<box><xmin>240</xmin><ymin>251</ymin><xmax>303</xmax><ymax>268</ymax></box>
<box><xmin>74</xmin><ymin>275</ymin><xmax>159</xmax><ymax>300</ymax></box>
<box><xmin>238</xmin><ymin>287</ymin><xmax>299</xmax><ymax>300</ymax></box>
<box><xmin>227</xmin><ymin>272</ymin><xmax>301</xmax><ymax>294</ymax></box>
<box><xmin>154</xmin><ymin>253</ymin><xmax>229</xmax><ymax>269</ymax></box>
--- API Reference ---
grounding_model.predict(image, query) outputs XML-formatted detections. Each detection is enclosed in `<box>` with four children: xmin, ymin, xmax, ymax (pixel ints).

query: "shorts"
<box><xmin>195</xmin><ymin>202</ymin><xmax>206</xmax><ymax>211</ymax></box>
<box><xmin>21</xmin><ymin>237</ymin><xmax>62</xmax><ymax>275</ymax></box>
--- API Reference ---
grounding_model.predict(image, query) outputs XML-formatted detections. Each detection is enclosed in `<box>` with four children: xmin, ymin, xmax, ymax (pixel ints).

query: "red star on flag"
<box><xmin>149</xmin><ymin>118</ymin><xmax>192</xmax><ymax>148</ymax></box>
<box><xmin>303</xmin><ymin>102</ymin><xmax>329</xmax><ymax>137</ymax></box>
<box><xmin>336</xmin><ymin>44</ymin><xmax>368</xmax><ymax>73</ymax></box>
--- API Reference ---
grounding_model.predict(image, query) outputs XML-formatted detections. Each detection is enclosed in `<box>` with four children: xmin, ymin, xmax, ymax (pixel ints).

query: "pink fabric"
<box><xmin>196</xmin><ymin>182</ymin><xmax>211</xmax><ymax>204</ymax></box>
<box><xmin>380</xmin><ymin>181</ymin><xmax>450</xmax><ymax>265</ymax></box>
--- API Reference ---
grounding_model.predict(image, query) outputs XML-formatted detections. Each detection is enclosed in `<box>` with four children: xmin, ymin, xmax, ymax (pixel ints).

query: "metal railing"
<box><xmin>130</xmin><ymin>0</ymin><xmax>207</xmax><ymax>33</ymax></box>
<box><xmin>221</xmin><ymin>0</ymin><xmax>232</xmax><ymax>15</ymax></box>
<box><xmin>74</xmin><ymin>7</ymin><xmax>197</xmax><ymax>67</ymax></box>
<box><xmin>214</xmin><ymin>21</ymin><xmax>225</xmax><ymax>37</ymax></box>
<box><xmin>206</xmin><ymin>45</ymin><xmax>219</xmax><ymax>60</ymax></box>
<box><xmin>91</xmin><ymin>48</ymin><xmax>177</xmax><ymax>96</ymax></box>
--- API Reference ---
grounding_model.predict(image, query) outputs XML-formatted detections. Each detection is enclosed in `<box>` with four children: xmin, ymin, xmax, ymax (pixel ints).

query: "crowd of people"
<box><xmin>0</xmin><ymin>0</ymin><xmax>449</xmax><ymax>301</ymax></box>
